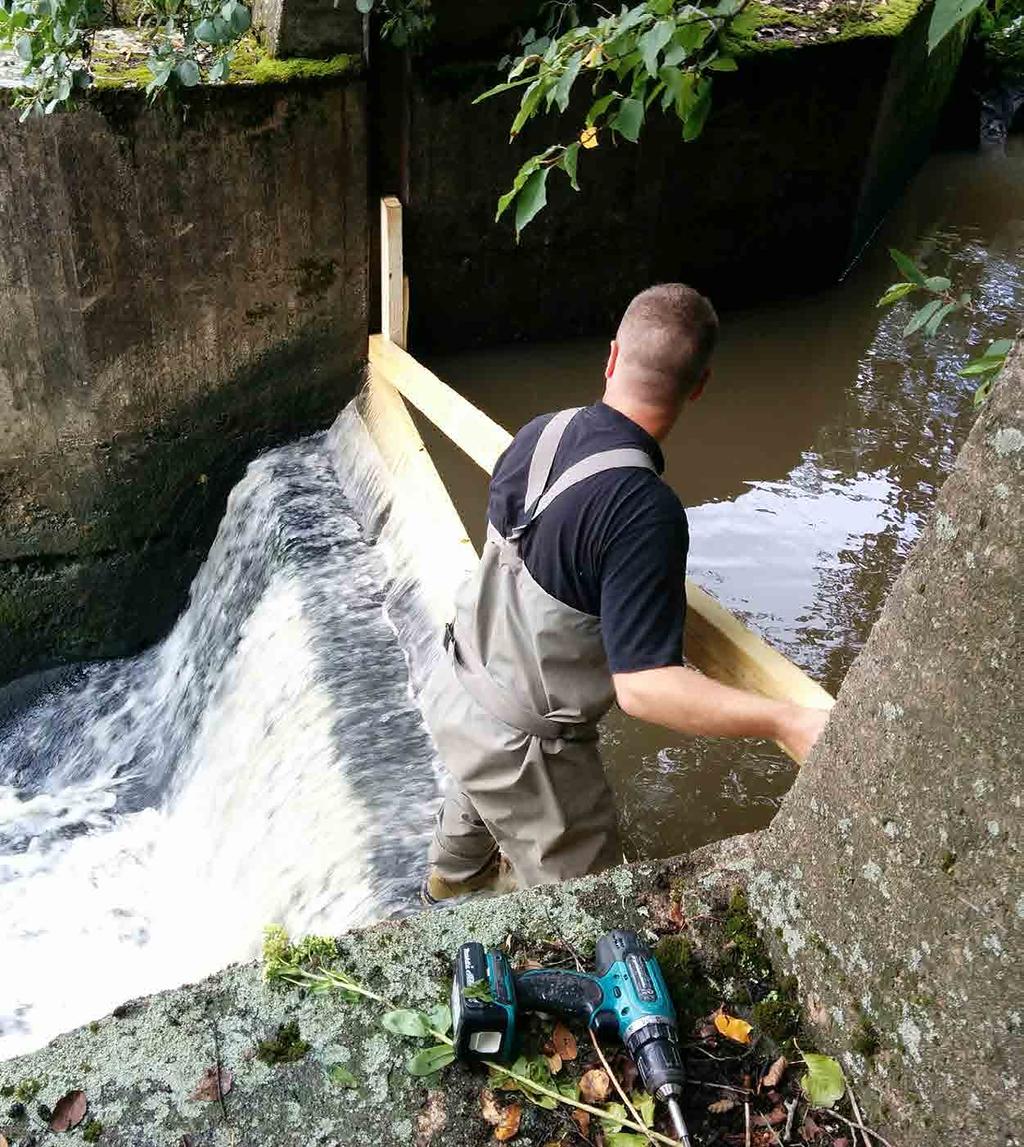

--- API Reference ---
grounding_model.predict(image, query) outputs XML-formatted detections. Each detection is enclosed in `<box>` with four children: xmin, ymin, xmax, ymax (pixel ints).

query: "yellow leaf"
<box><xmin>713</xmin><ymin>1010</ymin><xmax>753</xmax><ymax>1045</ymax></box>
<box><xmin>584</xmin><ymin>45</ymin><xmax>602</xmax><ymax>67</ymax></box>
<box><xmin>494</xmin><ymin>1101</ymin><xmax>522</xmax><ymax>1141</ymax></box>
<box><xmin>579</xmin><ymin>126</ymin><xmax>599</xmax><ymax>150</ymax></box>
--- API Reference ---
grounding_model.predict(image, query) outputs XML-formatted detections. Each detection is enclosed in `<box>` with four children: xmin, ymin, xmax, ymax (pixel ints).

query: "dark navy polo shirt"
<box><xmin>488</xmin><ymin>402</ymin><xmax>688</xmax><ymax>674</ymax></box>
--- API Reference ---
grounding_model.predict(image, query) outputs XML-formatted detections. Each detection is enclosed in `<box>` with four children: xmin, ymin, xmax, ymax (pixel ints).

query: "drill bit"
<box><xmin>666</xmin><ymin>1097</ymin><xmax>693</xmax><ymax>1147</ymax></box>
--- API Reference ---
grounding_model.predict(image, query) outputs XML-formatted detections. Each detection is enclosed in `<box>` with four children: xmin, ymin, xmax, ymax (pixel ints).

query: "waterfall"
<box><xmin>0</xmin><ymin>402</ymin><xmax>445</xmax><ymax>1060</ymax></box>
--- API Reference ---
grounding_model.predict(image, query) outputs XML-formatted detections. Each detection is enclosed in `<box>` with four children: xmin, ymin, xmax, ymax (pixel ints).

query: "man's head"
<box><xmin>604</xmin><ymin>283</ymin><xmax>719</xmax><ymax>439</ymax></box>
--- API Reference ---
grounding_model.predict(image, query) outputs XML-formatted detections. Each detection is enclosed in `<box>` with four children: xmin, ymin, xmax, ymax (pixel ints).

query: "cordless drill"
<box><xmin>451</xmin><ymin>929</ymin><xmax>692</xmax><ymax>1146</ymax></box>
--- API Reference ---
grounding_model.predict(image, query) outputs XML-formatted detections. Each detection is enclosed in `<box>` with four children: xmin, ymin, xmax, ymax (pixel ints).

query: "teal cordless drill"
<box><xmin>451</xmin><ymin>929</ymin><xmax>693</xmax><ymax>1146</ymax></box>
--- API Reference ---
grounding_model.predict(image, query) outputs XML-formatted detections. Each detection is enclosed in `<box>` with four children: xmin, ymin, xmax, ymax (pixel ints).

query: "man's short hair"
<box><xmin>615</xmin><ymin>283</ymin><xmax>719</xmax><ymax>404</ymax></box>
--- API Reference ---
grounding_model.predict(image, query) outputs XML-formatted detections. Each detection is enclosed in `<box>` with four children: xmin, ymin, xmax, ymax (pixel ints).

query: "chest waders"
<box><xmin>423</xmin><ymin>408</ymin><xmax>657</xmax><ymax>889</ymax></box>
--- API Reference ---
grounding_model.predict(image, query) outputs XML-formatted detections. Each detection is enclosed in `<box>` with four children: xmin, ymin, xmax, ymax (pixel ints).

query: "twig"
<box><xmin>744</xmin><ymin>1100</ymin><xmax>751</xmax><ymax>1147</ymax></box>
<box><xmin>696</xmin><ymin>1081</ymin><xmax>753</xmax><ymax>1096</ymax></box>
<box><xmin>590</xmin><ymin>1029</ymin><xmax>657</xmax><ymax>1145</ymax></box>
<box><xmin>847</xmin><ymin>1083</ymin><xmax>870</xmax><ymax>1147</ymax></box>
<box><xmin>817</xmin><ymin>1108</ymin><xmax>897</xmax><ymax>1147</ymax></box>
<box><xmin>783</xmin><ymin>1098</ymin><xmax>798</xmax><ymax>1142</ymax></box>
<box><xmin>210</xmin><ymin>1019</ymin><xmax>228</xmax><ymax>1122</ymax></box>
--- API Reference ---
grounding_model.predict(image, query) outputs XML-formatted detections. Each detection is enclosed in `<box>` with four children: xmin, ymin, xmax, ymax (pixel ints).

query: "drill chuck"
<box><xmin>625</xmin><ymin>1017</ymin><xmax>687</xmax><ymax>1103</ymax></box>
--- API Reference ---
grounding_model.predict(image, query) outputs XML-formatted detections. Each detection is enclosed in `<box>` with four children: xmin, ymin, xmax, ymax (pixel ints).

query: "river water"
<box><xmin>1</xmin><ymin>143</ymin><xmax>1021</xmax><ymax>1060</ymax></box>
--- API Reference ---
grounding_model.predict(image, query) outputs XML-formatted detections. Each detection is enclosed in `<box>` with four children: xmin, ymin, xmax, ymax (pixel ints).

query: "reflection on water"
<box><xmin>426</xmin><ymin>142</ymin><xmax>1024</xmax><ymax>859</ymax></box>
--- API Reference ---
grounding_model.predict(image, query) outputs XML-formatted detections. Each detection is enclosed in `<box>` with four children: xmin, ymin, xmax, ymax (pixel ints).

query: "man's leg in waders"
<box><xmin>423</xmin><ymin>782</ymin><xmax>503</xmax><ymax>904</ymax></box>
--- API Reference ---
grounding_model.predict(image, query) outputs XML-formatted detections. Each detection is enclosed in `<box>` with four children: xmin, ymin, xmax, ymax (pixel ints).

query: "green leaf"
<box><xmin>682</xmin><ymin>76</ymin><xmax>712</xmax><ymax>141</ymax></box>
<box><xmin>176</xmin><ymin>58</ymin><xmax>200</xmax><ymax>86</ymax></box>
<box><xmin>801</xmin><ymin>1052</ymin><xmax>846</xmax><ymax>1108</ymax></box>
<box><xmin>553</xmin><ymin>49</ymin><xmax>583</xmax><ymax>112</ymax></box>
<box><xmin>599</xmin><ymin>1102</ymin><xmax>628</xmax><ymax>1132</ymax></box>
<box><xmin>586</xmin><ymin>91</ymin><xmax>618</xmax><ymax>126</ymax></box>
<box><xmin>632</xmin><ymin>1092</ymin><xmax>656</xmax><ymax>1127</ymax></box>
<box><xmin>561</xmin><ymin>141</ymin><xmax>581</xmax><ymax>190</ymax></box>
<box><xmin>426</xmin><ymin>1003</ymin><xmax>453</xmax><ymax>1036</ymax></box>
<box><xmin>927</xmin><ymin>0</ymin><xmax>984</xmax><ymax>52</ymax></box>
<box><xmin>228</xmin><ymin>2</ymin><xmax>250</xmax><ymax>34</ymax></box>
<box><xmin>924</xmin><ymin>274</ymin><xmax>952</xmax><ymax>293</ymax></box>
<box><xmin>923</xmin><ymin>299</ymin><xmax>958</xmax><ymax>336</ymax></box>
<box><xmin>889</xmin><ymin>247</ymin><xmax>927</xmax><ymax>287</ymax></box>
<box><xmin>983</xmin><ymin>338</ymin><xmax>1014</xmax><ymax>358</ymax></box>
<box><xmin>195</xmin><ymin>17</ymin><xmax>218</xmax><ymax>41</ymax></box>
<box><xmin>904</xmin><ymin>298</ymin><xmax>943</xmax><ymax>336</ymax></box>
<box><xmin>515</xmin><ymin>167</ymin><xmax>549</xmax><ymax>237</ymax></box>
<box><xmin>958</xmin><ymin>358</ymin><xmax>1003</xmax><ymax>377</ymax></box>
<box><xmin>611</xmin><ymin>95</ymin><xmax>644</xmax><ymax>141</ymax></box>
<box><xmin>638</xmin><ymin>18</ymin><xmax>673</xmax><ymax>76</ymax></box>
<box><xmin>382</xmin><ymin>1009</ymin><xmax>433</xmax><ymax>1038</ymax></box>
<box><xmin>406</xmin><ymin>1043</ymin><xmax>456</xmax><ymax>1077</ymax></box>
<box><xmin>495</xmin><ymin>155</ymin><xmax>541</xmax><ymax>222</ymax></box>
<box><xmin>877</xmin><ymin>281</ymin><xmax>917</xmax><ymax>307</ymax></box>
<box><xmin>15</xmin><ymin>32</ymin><xmax>33</xmax><ymax>61</ymax></box>
<box><xmin>510</xmin><ymin>79</ymin><xmax>543</xmax><ymax>138</ymax></box>
<box><xmin>606</xmin><ymin>1134</ymin><xmax>650</xmax><ymax>1147</ymax></box>
<box><xmin>327</xmin><ymin>1064</ymin><xmax>358</xmax><ymax>1088</ymax></box>
<box><xmin>708</xmin><ymin>54</ymin><xmax>738</xmax><ymax>71</ymax></box>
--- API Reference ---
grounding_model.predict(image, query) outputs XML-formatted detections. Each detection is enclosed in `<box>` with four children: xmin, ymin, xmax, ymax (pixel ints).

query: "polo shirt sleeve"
<box><xmin>599</xmin><ymin>495</ymin><xmax>689</xmax><ymax>674</ymax></box>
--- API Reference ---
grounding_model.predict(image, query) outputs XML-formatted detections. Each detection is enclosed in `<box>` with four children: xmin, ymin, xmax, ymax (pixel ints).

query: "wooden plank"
<box><xmin>358</xmin><ymin>367</ymin><xmax>478</xmax><ymax>630</ymax></box>
<box><xmin>380</xmin><ymin>197</ymin><xmax>405</xmax><ymax>348</ymax></box>
<box><xmin>369</xmin><ymin>334</ymin><xmax>512</xmax><ymax>473</ymax></box>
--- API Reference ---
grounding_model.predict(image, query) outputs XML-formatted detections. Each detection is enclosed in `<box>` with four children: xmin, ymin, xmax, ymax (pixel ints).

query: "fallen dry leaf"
<box><xmin>551</xmin><ymin>1021</ymin><xmax>578</xmax><ymax>1061</ymax></box>
<box><xmin>49</xmin><ymin>1090</ymin><xmax>87</xmax><ymax>1132</ymax></box>
<box><xmin>761</xmin><ymin>1055</ymin><xmax>788</xmax><ymax>1090</ymax></box>
<box><xmin>544</xmin><ymin>1052</ymin><xmax>563</xmax><ymax>1074</ymax></box>
<box><xmin>191</xmin><ymin>1066</ymin><xmax>233</xmax><ymax>1102</ymax></box>
<box><xmin>521</xmin><ymin>959</ymin><xmax>545</xmax><ymax>971</ymax></box>
<box><xmin>578</xmin><ymin>1068</ymin><xmax>612</xmax><ymax>1104</ymax></box>
<box><xmin>714</xmin><ymin>1010</ymin><xmax>753</xmax><ymax>1045</ymax></box>
<box><xmin>708</xmin><ymin>1097</ymin><xmax>738</xmax><ymax>1114</ymax></box>
<box><xmin>754</xmin><ymin>1105</ymin><xmax>788</xmax><ymax>1127</ymax></box>
<box><xmin>494</xmin><ymin>1101</ymin><xmax>522</xmax><ymax>1142</ymax></box>
<box><xmin>571</xmin><ymin>1109</ymin><xmax>590</xmax><ymax>1136</ymax></box>
<box><xmin>610</xmin><ymin>1051</ymin><xmax>638</xmax><ymax>1094</ymax></box>
<box><xmin>1</xmin><ymin>1134</ymin><xmax>9</xmax><ymax>1147</ymax></box>
<box><xmin>480</xmin><ymin>1089</ymin><xmax>503</xmax><ymax>1126</ymax></box>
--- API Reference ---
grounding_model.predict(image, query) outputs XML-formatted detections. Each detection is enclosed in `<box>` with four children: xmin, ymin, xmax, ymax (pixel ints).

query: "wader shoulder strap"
<box><xmin>530</xmin><ymin>448</ymin><xmax>656</xmax><ymax>520</ymax></box>
<box><xmin>523</xmin><ymin>408</ymin><xmax>582</xmax><ymax>517</ymax></box>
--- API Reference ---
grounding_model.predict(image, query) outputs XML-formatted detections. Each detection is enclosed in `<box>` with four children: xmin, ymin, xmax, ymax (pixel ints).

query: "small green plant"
<box><xmin>477</xmin><ymin>0</ymin><xmax>750</xmax><ymax>236</ymax></box>
<box><xmin>0</xmin><ymin>0</ymin><xmax>252</xmax><ymax>118</ymax></box>
<box><xmin>353</xmin><ymin>0</ymin><xmax>432</xmax><ymax>47</ymax></box>
<box><xmin>876</xmin><ymin>248</ymin><xmax>1013</xmax><ymax>406</ymax></box>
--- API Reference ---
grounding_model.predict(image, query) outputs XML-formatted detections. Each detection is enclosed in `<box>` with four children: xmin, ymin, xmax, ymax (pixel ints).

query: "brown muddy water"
<box><xmin>423</xmin><ymin>141</ymin><xmax>1024</xmax><ymax>862</ymax></box>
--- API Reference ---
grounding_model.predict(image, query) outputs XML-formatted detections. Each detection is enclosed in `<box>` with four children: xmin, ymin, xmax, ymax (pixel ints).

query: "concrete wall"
<box><xmin>252</xmin><ymin>0</ymin><xmax>363</xmax><ymax>59</ymax></box>
<box><xmin>387</xmin><ymin>5</ymin><xmax>965</xmax><ymax>350</ymax></box>
<box><xmin>0</xmin><ymin>77</ymin><xmax>368</xmax><ymax>684</ymax></box>
<box><xmin>751</xmin><ymin>342</ymin><xmax>1023</xmax><ymax>1146</ymax></box>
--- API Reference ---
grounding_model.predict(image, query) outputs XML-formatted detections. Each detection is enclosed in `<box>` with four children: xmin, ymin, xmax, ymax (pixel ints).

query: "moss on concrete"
<box><xmin>89</xmin><ymin>32</ymin><xmax>359</xmax><ymax>90</ymax></box>
<box><xmin>725</xmin><ymin>0</ymin><xmax>925</xmax><ymax>55</ymax></box>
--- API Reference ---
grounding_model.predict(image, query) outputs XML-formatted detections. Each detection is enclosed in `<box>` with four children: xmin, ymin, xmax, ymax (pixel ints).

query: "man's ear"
<box><xmin>688</xmin><ymin>367</ymin><xmax>711</xmax><ymax>403</ymax></box>
<box><xmin>605</xmin><ymin>340</ymin><xmax>619</xmax><ymax>381</ymax></box>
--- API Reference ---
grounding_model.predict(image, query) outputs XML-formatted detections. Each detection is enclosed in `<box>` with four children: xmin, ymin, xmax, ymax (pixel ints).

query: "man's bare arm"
<box><xmin>613</xmin><ymin>665</ymin><xmax>831</xmax><ymax>764</ymax></box>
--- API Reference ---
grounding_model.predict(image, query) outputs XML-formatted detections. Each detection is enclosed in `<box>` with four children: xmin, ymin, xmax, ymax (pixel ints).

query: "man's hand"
<box><xmin>613</xmin><ymin>665</ymin><xmax>831</xmax><ymax>764</ymax></box>
<box><xmin>774</xmin><ymin>702</ymin><xmax>831</xmax><ymax>764</ymax></box>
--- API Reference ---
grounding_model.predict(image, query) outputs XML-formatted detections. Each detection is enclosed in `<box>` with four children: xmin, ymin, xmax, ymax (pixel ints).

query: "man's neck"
<box><xmin>601</xmin><ymin>394</ymin><xmax>675</xmax><ymax>442</ymax></box>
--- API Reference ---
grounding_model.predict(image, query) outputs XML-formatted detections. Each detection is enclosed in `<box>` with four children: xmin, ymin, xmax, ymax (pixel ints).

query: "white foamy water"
<box><xmin>0</xmin><ymin>408</ymin><xmax>444</xmax><ymax>1059</ymax></box>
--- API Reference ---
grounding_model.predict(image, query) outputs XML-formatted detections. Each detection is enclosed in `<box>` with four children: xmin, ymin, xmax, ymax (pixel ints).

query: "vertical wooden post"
<box><xmin>380</xmin><ymin>196</ymin><xmax>405</xmax><ymax>349</ymax></box>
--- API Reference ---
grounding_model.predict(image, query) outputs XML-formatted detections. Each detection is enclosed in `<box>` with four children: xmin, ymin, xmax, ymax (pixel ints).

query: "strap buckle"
<box><xmin>443</xmin><ymin>621</ymin><xmax>455</xmax><ymax>651</ymax></box>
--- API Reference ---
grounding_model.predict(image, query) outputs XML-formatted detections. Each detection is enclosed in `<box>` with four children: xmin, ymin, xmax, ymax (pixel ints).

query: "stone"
<box><xmin>252</xmin><ymin>0</ymin><xmax>363</xmax><ymax>59</ymax></box>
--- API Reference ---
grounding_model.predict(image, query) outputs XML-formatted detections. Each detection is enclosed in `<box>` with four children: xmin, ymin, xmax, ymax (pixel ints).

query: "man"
<box><xmin>422</xmin><ymin>284</ymin><xmax>830</xmax><ymax>903</ymax></box>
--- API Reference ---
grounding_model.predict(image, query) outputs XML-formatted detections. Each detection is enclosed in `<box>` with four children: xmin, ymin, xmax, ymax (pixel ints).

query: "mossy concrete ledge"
<box><xmin>0</xmin><ymin>839</ymin><xmax>761</xmax><ymax>1147</ymax></box>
